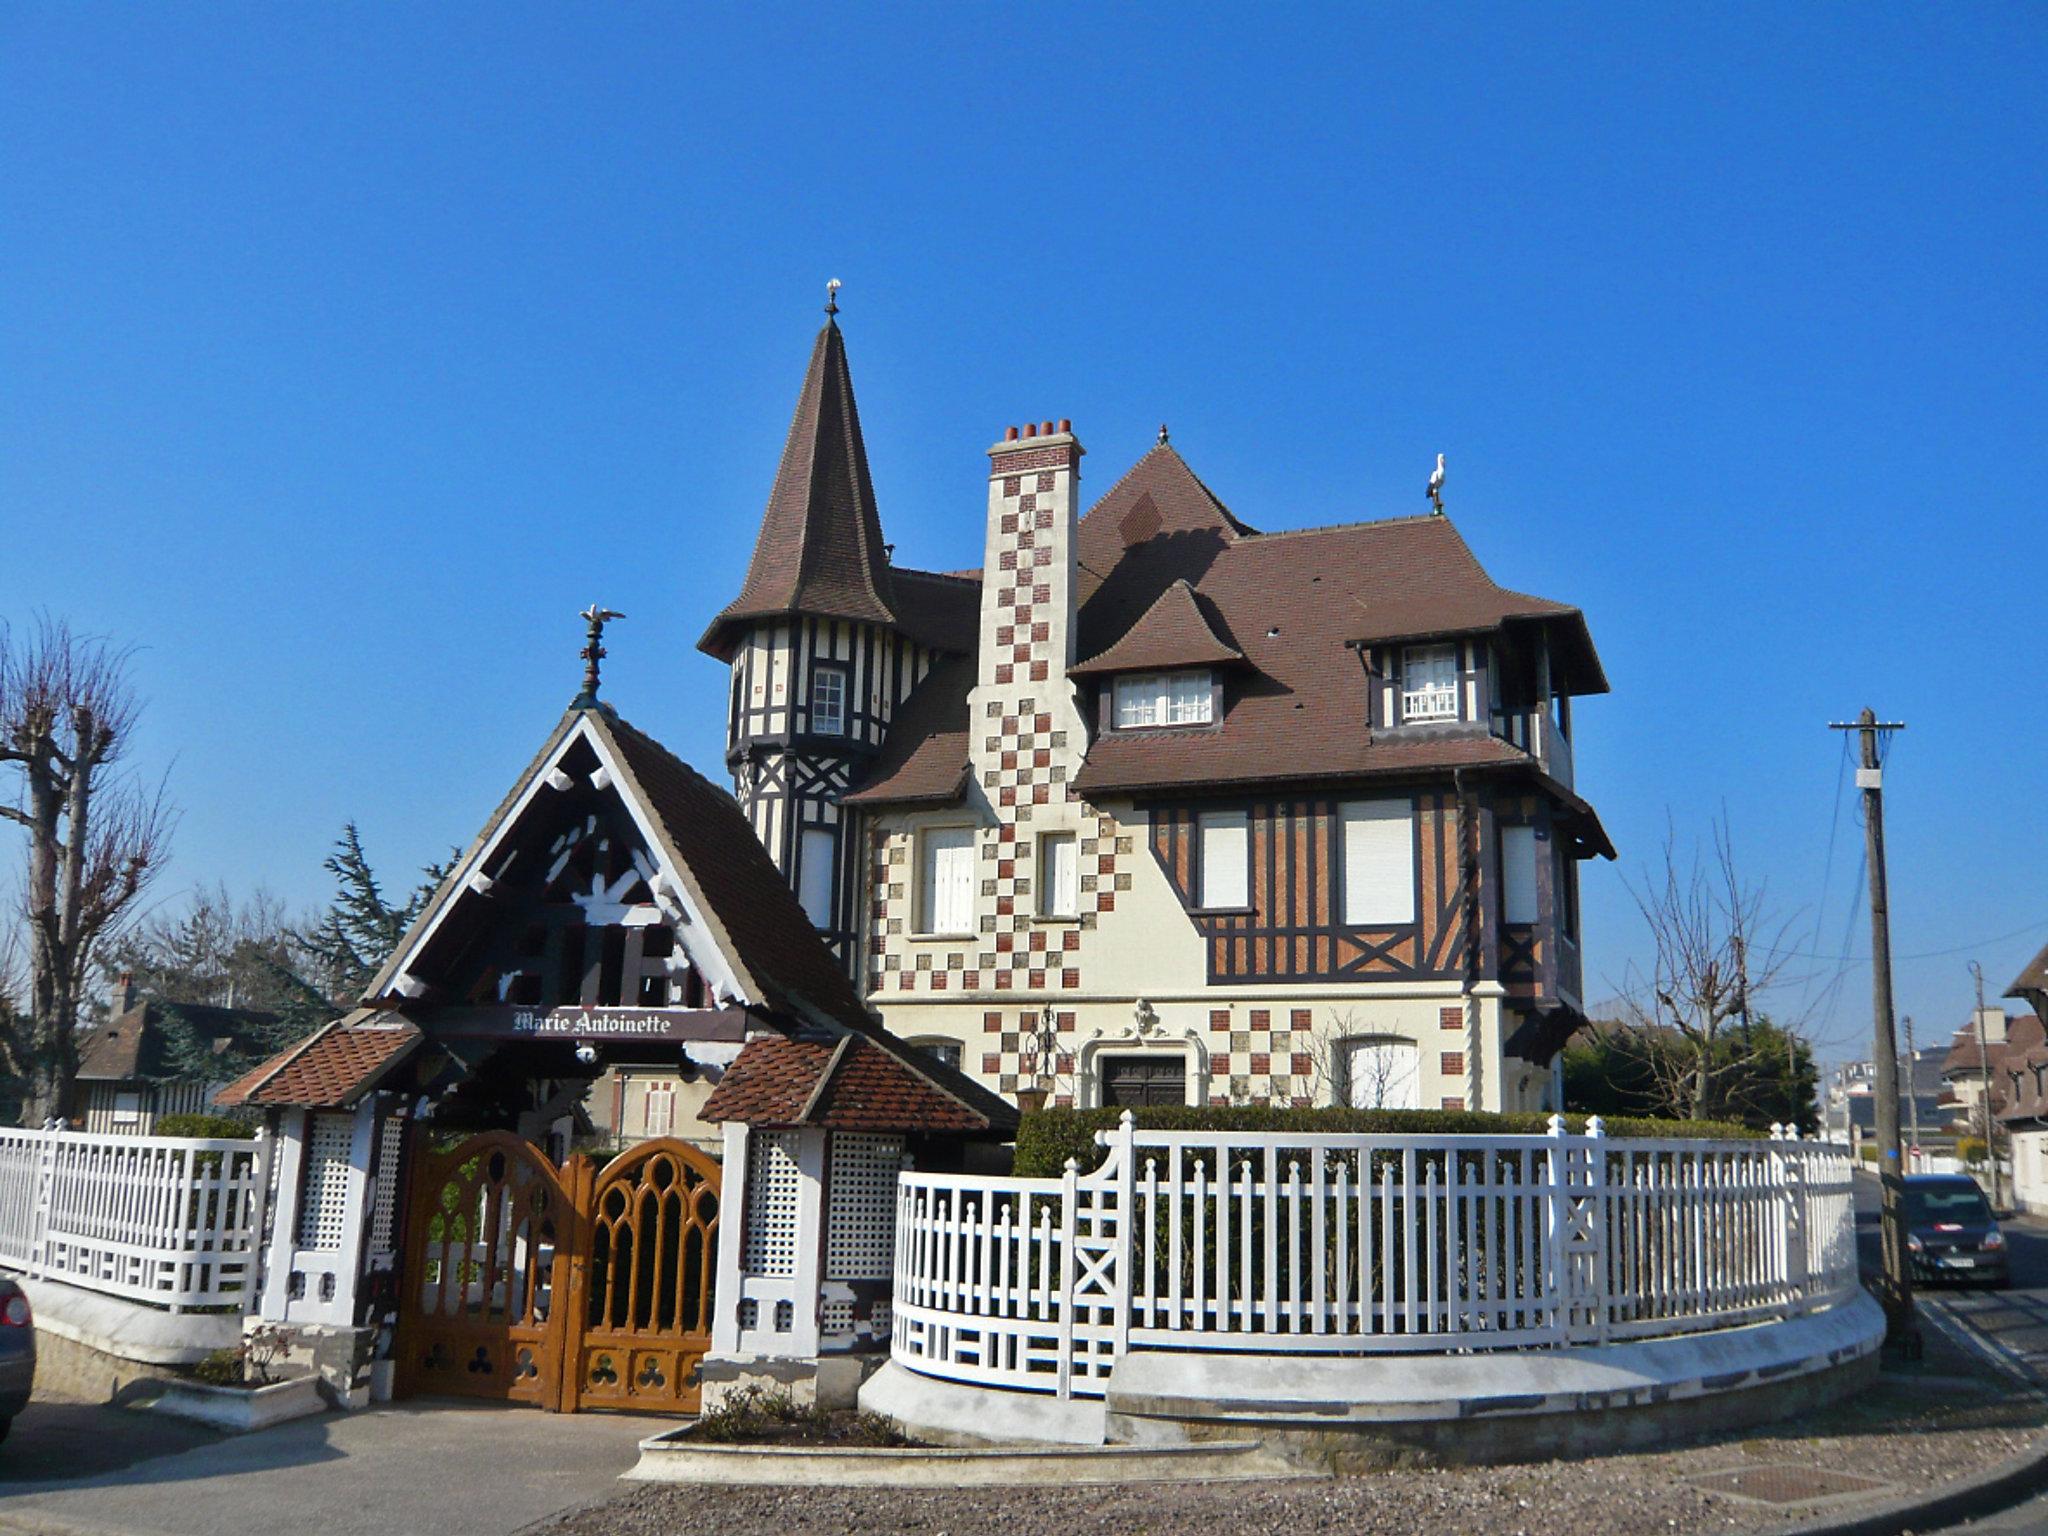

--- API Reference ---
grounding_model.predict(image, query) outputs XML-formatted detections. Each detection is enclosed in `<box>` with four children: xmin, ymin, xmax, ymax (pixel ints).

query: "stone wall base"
<box><xmin>698</xmin><ymin>1351</ymin><xmax>886</xmax><ymax>1414</ymax></box>
<box><xmin>251</xmin><ymin>1320</ymin><xmax>376</xmax><ymax>1410</ymax></box>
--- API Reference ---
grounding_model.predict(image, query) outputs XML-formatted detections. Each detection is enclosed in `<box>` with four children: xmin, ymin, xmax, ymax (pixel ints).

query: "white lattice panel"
<box><xmin>741</xmin><ymin>1130</ymin><xmax>802</xmax><ymax>1278</ymax></box>
<box><xmin>825</xmin><ymin>1133</ymin><xmax>901</xmax><ymax>1281</ymax></box>
<box><xmin>296</xmin><ymin>1113</ymin><xmax>357</xmax><ymax>1252</ymax></box>
<box><xmin>366</xmin><ymin>1117</ymin><xmax>405</xmax><ymax>1259</ymax></box>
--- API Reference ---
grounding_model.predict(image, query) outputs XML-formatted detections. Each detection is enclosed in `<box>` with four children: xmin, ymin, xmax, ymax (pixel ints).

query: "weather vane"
<box><xmin>825</xmin><ymin>277</ymin><xmax>842</xmax><ymax>316</ymax></box>
<box><xmin>576</xmin><ymin>604</ymin><xmax>626</xmax><ymax>706</ymax></box>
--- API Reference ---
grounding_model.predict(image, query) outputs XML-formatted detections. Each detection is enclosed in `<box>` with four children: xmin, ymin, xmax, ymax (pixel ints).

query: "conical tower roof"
<box><xmin>700</xmin><ymin>317</ymin><xmax>898</xmax><ymax>658</ymax></box>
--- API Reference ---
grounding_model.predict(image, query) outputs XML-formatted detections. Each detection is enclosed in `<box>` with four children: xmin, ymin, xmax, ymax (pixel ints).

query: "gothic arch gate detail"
<box><xmin>393</xmin><ymin>1133</ymin><xmax>720</xmax><ymax>1414</ymax></box>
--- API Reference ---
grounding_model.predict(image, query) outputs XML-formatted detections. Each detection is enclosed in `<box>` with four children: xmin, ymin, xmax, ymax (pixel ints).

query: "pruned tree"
<box><xmin>1611</xmin><ymin>813</ymin><xmax>1804</xmax><ymax>1123</ymax></box>
<box><xmin>0</xmin><ymin>619</ymin><xmax>172</xmax><ymax>1122</ymax></box>
<box><xmin>1299</xmin><ymin>1008</ymin><xmax>1418</xmax><ymax>1109</ymax></box>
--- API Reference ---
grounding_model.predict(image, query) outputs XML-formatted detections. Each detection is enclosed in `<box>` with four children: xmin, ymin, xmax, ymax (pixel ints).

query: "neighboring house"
<box><xmin>1940</xmin><ymin>1006</ymin><xmax>2043</xmax><ymax>1138</ymax></box>
<box><xmin>1999</xmin><ymin>940</ymin><xmax>2048</xmax><ymax>1215</ymax></box>
<box><xmin>1821</xmin><ymin>1049</ymin><xmax>1949</xmax><ymax>1150</ymax></box>
<box><xmin>701</xmin><ymin>315</ymin><xmax>1614</xmax><ymax>1116</ymax></box>
<box><xmin>74</xmin><ymin>974</ymin><xmax>276</xmax><ymax>1133</ymax></box>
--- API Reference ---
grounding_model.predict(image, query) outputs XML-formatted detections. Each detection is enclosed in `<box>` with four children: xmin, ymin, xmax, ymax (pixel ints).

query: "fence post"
<box><xmin>246</xmin><ymin>1125</ymin><xmax>274</xmax><ymax>1318</ymax></box>
<box><xmin>1585</xmin><ymin>1115</ymin><xmax>1610</xmax><ymax>1345</ymax></box>
<box><xmin>1774</xmin><ymin>1125</ymin><xmax>1808</xmax><ymax>1313</ymax></box>
<box><xmin>1112</xmin><ymin>1111</ymin><xmax>1136</xmax><ymax>1357</ymax></box>
<box><xmin>30</xmin><ymin>1126</ymin><xmax>57</xmax><ymax>1283</ymax></box>
<box><xmin>1056</xmin><ymin>1157</ymin><xmax>1080</xmax><ymax>1399</ymax></box>
<box><xmin>1543</xmin><ymin>1114</ymin><xmax>1569</xmax><ymax>1342</ymax></box>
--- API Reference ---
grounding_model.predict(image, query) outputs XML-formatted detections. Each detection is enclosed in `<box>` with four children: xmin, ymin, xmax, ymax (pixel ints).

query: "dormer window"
<box><xmin>1400</xmin><ymin>643</ymin><xmax>1460</xmax><ymax>723</ymax></box>
<box><xmin>1114</xmin><ymin>671</ymin><xmax>1213</xmax><ymax>730</ymax></box>
<box><xmin>810</xmin><ymin>664</ymin><xmax>847</xmax><ymax>736</ymax></box>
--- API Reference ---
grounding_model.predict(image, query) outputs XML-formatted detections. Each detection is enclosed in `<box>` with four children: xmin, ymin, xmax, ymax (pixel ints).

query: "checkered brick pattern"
<box><xmin>864</xmin><ymin>440</ymin><xmax>1122</xmax><ymax>1059</ymax></box>
<box><xmin>1204</xmin><ymin>1006</ymin><xmax>1317</xmax><ymax>1106</ymax></box>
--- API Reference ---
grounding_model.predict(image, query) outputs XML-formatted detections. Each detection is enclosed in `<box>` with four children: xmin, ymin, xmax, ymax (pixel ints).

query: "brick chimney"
<box><xmin>112</xmin><ymin>971</ymin><xmax>138</xmax><ymax>1016</ymax></box>
<box><xmin>978</xmin><ymin>420</ymin><xmax>1083</xmax><ymax>695</ymax></box>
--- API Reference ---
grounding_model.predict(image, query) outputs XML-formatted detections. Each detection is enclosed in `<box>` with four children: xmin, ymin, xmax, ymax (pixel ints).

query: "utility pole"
<box><xmin>1971</xmin><ymin>961</ymin><xmax>2004</xmax><ymax>1211</ymax></box>
<box><xmin>1830</xmin><ymin>708</ymin><xmax>1913</xmax><ymax>1344</ymax></box>
<box><xmin>1902</xmin><ymin>1015</ymin><xmax>1920</xmax><ymax>1169</ymax></box>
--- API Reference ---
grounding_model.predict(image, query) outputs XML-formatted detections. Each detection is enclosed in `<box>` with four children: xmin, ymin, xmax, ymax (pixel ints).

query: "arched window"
<box><xmin>1338</xmin><ymin>1036</ymin><xmax>1420</xmax><ymax>1110</ymax></box>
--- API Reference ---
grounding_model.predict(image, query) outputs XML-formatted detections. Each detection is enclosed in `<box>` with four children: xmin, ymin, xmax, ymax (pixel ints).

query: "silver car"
<box><xmin>0</xmin><ymin>1276</ymin><xmax>32</xmax><ymax>1443</ymax></box>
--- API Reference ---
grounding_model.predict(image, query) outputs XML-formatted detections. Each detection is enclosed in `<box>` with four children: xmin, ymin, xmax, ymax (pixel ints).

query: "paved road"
<box><xmin>1848</xmin><ymin>1173</ymin><xmax>2048</xmax><ymax>1535</ymax></box>
<box><xmin>0</xmin><ymin>1397</ymin><xmax>669</xmax><ymax>1536</ymax></box>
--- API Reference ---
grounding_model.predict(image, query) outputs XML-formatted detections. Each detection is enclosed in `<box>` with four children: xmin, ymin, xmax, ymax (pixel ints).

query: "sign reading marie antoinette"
<box><xmin>426</xmin><ymin>1004</ymin><xmax>751</xmax><ymax>1043</ymax></box>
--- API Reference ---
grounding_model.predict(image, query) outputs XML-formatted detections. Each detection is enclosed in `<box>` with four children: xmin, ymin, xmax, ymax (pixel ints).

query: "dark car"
<box><xmin>0</xmin><ymin>1276</ymin><xmax>31</xmax><ymax>1443</ymax></box>
<box><xmin>1904</xmin><ymin>1174</ymin><xmax>2009</xmax><ymax>1287</ymax></box>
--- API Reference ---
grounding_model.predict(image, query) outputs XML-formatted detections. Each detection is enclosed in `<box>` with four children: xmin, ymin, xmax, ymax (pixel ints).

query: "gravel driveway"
<box><xmin>545</xmin><ymin>1362</ymin><xmax>2043</xmax><ymax>1536</ymax></box>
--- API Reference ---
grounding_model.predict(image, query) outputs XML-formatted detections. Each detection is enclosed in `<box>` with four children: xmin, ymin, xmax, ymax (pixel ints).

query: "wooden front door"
<box><xmin>1101</xmin><ymin>1053</ymin><xmax>1188</xmax><ymax>1106</ymax></box>
<box><xmin>561</xmin><ymin>1139</ymin><xmax>720</xmax><ymax>1413</ymax></box>
<box><xmin>394</xmin><ymin>1132</ymin><xmax>576</xmax><ymax>1409</ymax></box>
<box><xmin>393</xmin><ymin>1132</ymin><xmax>721</xmax><ymax>1413</ymax></box>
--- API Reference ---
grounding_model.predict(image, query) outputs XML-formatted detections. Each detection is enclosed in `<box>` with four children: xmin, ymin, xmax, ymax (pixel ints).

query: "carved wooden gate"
<box><xmin>393</xmin><ymin>1133</ymin><xmax>720</xmax><ymax>1413</ymax></box>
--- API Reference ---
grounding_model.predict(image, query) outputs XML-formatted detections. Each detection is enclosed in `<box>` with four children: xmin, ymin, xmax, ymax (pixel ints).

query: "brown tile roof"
<box><xmin>214</xmin><ymin>1018</ymin><xmax>422</xmax><ymax>1109</ymax></box>
<box><xmin>700</xmin><ymin>319</ymin><xmax>900</xmax><ymax>659</ymax></box>
<box><xmin>841</xmin><ymin>657</ymin><xmax>974</xmax><ymax>807</ymax></box>
<box><xmin>700</xmin><ymin>1032</ymin><xmax>1015</xmax><ymax>1134</ymax></box>
<box><xmin>2009</xmin><ymin>939</ymin><xmax>2048</xmax><ymax>1004</ymax></box>
<box><xmin>599</xmin><ymin>711</ymin><xmax>876</xmax><ymax>1033</ymax></box>
<box><xmin>77</xmin><ymin>1002</ymin><xmax>279</xmax><ymax>1083</ymax></box>
<box><xmin>1070</xmin><ymin>579</ymin><xmax>1244</xmax><ymax>677</ymax></box>
<box><xmin>887</xmin><ymin>567</ymin><xmax>981</xmax><ymax>657</ymax></box>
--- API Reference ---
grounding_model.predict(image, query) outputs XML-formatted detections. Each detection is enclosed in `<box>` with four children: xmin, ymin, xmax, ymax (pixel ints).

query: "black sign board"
<box><xmin>423</xmin><ymin>1005</ymin><xmax>751</xmax><ymax>1043</ymax></box>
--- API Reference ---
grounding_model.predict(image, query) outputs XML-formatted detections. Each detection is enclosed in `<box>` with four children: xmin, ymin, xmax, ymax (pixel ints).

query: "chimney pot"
<box><xmin>1058</xmin><ymin>418</ymin><xmax>1071</xmax><ymax>434</ymax></box>
<box><xmin>1005</xmin><ymin>425</ymin><xmax>1019</xmax><ymax>442</ymax></box>
<box><xmin>1023</xmin><ymin>423</ymin><xmax>1037</xmax><ymax>438</ymax></box>
<box><xmin>1041</xmin><ymin>420</ymin><xmax>1055</xmax><ymax>436</ymax></box>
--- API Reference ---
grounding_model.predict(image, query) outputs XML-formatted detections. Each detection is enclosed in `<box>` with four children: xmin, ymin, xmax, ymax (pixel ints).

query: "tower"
<box><xmin>699</xmin><ymin>309</ymin><xmax>939</xmax><ymax>969</ymax></box>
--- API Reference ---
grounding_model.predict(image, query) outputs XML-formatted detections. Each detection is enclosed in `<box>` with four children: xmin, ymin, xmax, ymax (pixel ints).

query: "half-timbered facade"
<box><xmin>709</xmin><ymin>314</ymin><xmax>1615</xmax><ymax>1116</ymax></box>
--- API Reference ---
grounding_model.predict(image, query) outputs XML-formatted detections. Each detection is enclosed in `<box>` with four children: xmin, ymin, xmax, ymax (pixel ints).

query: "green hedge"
<box><xmin>1014</xmin><ymin>1105</ymin><xmax>1761</xmax><ymax>1178</ymax></box>
<box><xmin>153</xmin><ymin>1112</ymin><xmax>257</xmax><ymax>1140</ymax></box>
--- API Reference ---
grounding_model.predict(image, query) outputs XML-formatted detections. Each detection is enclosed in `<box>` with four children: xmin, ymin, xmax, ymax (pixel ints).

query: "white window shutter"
<box><xmin>1341</xmin><ymin>800</ymin><xmax>1415</xmax><ymax>925</ymax></box>
<box><xmin>1502</xmin><ymin>824</ymin><xmax>1539</xmax><ymax>923</ymax></box>
<box><xmin>1199</xmin><ymin>811</ymin><xmax>1249</xmax><ymax>909</ymax></box>
<box><xmin>798</xmin><ymin>826</ymin><xmax>836</xmax><ymax>927</ymax></box>
<box><xmin>922</xmin><ymin>827</ymin><xmax>975</xmax><ymax>934</ymax></box>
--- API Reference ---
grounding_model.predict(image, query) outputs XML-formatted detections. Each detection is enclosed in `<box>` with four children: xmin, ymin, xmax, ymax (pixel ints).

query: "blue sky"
<box><xmin>2</xmin><ymin>5</ymin><xmax>2043</xmax><ymax>1063</ymax></box>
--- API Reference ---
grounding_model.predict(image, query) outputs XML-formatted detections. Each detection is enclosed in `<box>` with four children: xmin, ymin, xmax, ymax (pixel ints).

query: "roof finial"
<box><xmin>825</xmin><ymin>277</ymin><xmax>841</xmax><ymax>317</ymax></box>
<box><xmin>1158</xmin><ymin>422</ymin><xmax>1170</xmax><ymax>446</ymax></box>
<box><xmin>1426</xmin><ymin>452</ymin><xmax>1446</xmax><ymax>515</ymax></box>
<box><xmin>575</xmin><ymin>604</ymin><xmax>626</xmax><ymax>707</ymax></box>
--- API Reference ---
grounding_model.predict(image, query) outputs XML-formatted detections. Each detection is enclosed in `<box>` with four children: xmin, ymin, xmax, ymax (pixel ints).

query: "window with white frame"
<box><xmin>1039</xmin><ymin>831</ymin><xmax>1078</xmax><ymax>917</ymax></box>
<box><xmin>917</xmin><ymin>826</ymin><xmax>976</xmax><ymax>935</ymax></box>
<box><xmin>1501</xmin><ymin>823</ymin><xmax>1539</xmax><ymax>924</ymax></box>
<box><xmin>798</xmin><ymin>825</ymin><xmax>836</xmax><ymax>928</ymax></box>
<box><xmin>1400</xmin><ymin>643</ymin><xmax>1460</xmax><ymax>723</ymax></box>
<box><xmin>1341</xmin><ymin>1036</ymin><xmax>1421</xmax><ymax>1109</ymax></box>
<box><xmin>1197</xmin><ymin>809</ymin><xmax>1249</xmax><ymax>909</ymax></box>
<box><xmin>1341</xmin><ymin>799</ymin><xmax>1416</xmax><ymax>925</ymax></box>
<box><xmin>1113</xmin><ymin>670</ymin><xmax>1213</xmax><ymax>729</ymax></box>
<box><xmin>810</xmin><ymin>665</ymin><xmax>847</xmax><ymax>736</ymax></box>
<box><xmin>642</xmin><ymin>1079</ymin><xmax>675</xmax><ymax>1138</ymax></box>
<box><xmin>110</xmin><ymin>1090</ymin><xmax>143</xmax><ymax>1125</ymax></box>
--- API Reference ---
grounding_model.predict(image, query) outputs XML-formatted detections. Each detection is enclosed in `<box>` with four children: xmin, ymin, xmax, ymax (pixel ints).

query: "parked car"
<box><xmin>0</xmin><ymin>1276</ymin><xmax>32</xmax><ymax>1444</ymax></box>
<box><xmin>1904</xmin><ymin>1174</ymin><xmax>2009</xmax><ymax>1287</ymax></box>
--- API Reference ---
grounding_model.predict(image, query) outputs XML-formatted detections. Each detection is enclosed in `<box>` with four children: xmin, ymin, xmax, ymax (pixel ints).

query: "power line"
<box><xmin>1746</xmin><ymin>916</ymin><xmax>2046</xmax><ymax>967</ymax></box>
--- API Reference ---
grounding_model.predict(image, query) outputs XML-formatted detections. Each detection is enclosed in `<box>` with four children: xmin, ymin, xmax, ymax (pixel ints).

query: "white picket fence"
<box><xmin>892</xmin><ymin>1116</ymin><xmax>1858</xmax><ymax>1399</ymax></box>
<box><xmin>0</xmin><ymin>1125</ymin><xmax>269</xmax><ymax>1311</ymax></box>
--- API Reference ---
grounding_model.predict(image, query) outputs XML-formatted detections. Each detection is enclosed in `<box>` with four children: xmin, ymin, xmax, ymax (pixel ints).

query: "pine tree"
<box><xmin>291</xmin><ymin>822</ymin><xmax>452</xmax><ymax>1005</ymax></box>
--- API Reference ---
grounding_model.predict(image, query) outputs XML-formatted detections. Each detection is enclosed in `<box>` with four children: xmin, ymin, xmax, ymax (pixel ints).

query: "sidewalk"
<box><xmin>0</xmin><ymin>1400</ymin><xmax>671</xmax><ymax>1536</ymax></box>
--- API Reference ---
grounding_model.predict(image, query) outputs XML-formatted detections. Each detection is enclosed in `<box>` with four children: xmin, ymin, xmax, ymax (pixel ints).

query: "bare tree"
<box><xmin>1301</xmin><ymin>1008</ymin><xmax>1417</xmax><ymax>1109</ymax></box>
<box><xmin>0</xmin><ymin>619</ymin><xmax>171</xmax><ymax>1123</ymax></box>
<box><xmin>1613</xmin><ymin>814</ymin><xmax>1802</xmax><ymax>1122</ymax></box>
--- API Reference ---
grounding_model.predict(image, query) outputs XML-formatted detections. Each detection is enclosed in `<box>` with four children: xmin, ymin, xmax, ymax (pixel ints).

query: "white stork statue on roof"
<box><xmin>1426</xmin><ymin>453</ymin><xmax>1446</xmax><ymax>514</ymax></box>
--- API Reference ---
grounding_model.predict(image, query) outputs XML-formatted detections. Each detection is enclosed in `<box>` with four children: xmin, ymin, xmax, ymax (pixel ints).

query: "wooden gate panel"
<box><xmin>561</xmin><ymin>1139</ymin><xmax>720</xmax><ymax>1413</ymax></box>
<box><xmin>393</xmin><ymin>1133</ymin><xmax>575</xmax><ymax>1410</ymax></box>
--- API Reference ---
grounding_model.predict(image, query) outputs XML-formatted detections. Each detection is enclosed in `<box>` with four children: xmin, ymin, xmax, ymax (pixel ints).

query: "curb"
<box><xmin>1763</xmin><ymin>1424</ymin><xmax>2048</xmax><ymax>1536</ymax></box>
